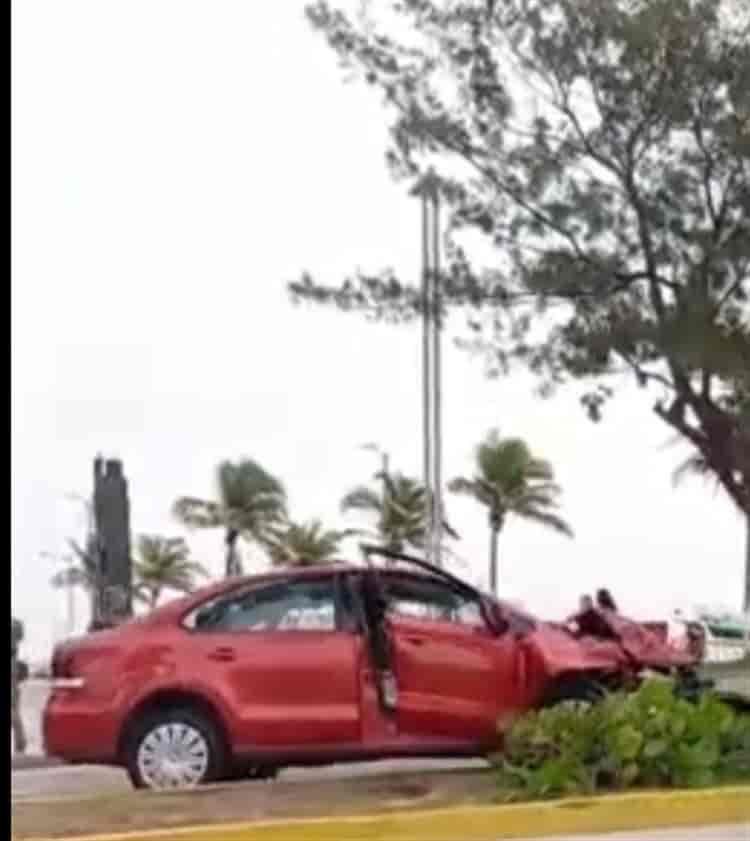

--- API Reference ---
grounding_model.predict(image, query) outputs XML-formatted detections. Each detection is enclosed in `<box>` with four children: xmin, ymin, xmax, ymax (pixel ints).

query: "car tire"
<box><xmin>125</xmin><ymin>706</ymin><xmax>227</xmax><ymax>791</ymax></box>
<box><xmin>541</xmin><ymin>676</ymin><xmax>605</xmax><ymax>708</ymax></box>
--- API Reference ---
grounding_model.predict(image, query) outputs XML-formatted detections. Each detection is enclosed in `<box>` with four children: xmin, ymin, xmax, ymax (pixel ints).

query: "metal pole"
<box><xmin>431</xmin><ymin>189</ymin><xmax>443</xmax><ymax>568</ymax></box>
<box><xmin>421</xmin><ymin>190</ymin><xmax>434</xmax><ymax>564</ymax></box>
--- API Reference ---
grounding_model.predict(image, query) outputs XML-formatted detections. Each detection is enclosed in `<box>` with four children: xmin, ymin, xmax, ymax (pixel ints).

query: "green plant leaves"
<box><xmin>643</xmin><ymin>738</ymin><xmax>668</xmax><ymax>759</ymax></box>
<box><xmin>492</xmin><ymin>679</ymin><xmax>750</xmax><ymax>799</ymax></box>
<box><xmin>609</xmin><ymin>724</ymin><xmax>643</xmax><ymax>762</ymax></box>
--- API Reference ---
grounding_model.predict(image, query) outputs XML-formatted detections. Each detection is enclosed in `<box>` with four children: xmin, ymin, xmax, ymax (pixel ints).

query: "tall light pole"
<box><xmin>412</xmin><ymin>169</ymin><xmax>444</xmax><ymax>567</ymax></box>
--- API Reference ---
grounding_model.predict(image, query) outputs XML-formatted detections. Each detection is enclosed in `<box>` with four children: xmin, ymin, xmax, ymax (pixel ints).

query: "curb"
<box><xmin>19</xmin><ymin>786</ymin><xmax>750</xmax><ymax>841</ymax></box>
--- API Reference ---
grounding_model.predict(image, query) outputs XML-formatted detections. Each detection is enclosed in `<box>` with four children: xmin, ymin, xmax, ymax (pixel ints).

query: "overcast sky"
<box><xmin>11</xmin><ymin>0</ymin><xmax>745</xmax><ymax>661</ymax></box>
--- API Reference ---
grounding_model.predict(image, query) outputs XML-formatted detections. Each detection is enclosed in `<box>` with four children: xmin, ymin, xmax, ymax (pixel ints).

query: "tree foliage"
<box><xmin>341</xmin><ymin>469</ymin><xmax>458</xmax><ymax>551</ymax></box>
<box><xmin>292</xmin><ymin>0</ymin><xmax>750</xmax><ymax>513</ymax></box>
<box><xmin>450</xmin><ymin>429</ymin><xmax>571</xmax><ymax>592</ymax></box>
<box><xmin>132</xmin><ymin>535</ymin><xmax>208</xmax><ymax>609</ymax></box>
<box><xmin>174</xmin><ymin>459</ymin><xmax>288</xmax><ymax>577</ymax></box>
<box><xmin>450</xmin><ymin>429</ymin><xmax>572</xmax><ymax>534</ymax></box>
<box><xmin>265</xmin><ymin>519</ymin><xmax>353</xmax><ymax>566</ymax></box>
<box><xmin>61</xmin><ymin>536</ymin><xmax>100</xmax><ymax>592</ymax></box>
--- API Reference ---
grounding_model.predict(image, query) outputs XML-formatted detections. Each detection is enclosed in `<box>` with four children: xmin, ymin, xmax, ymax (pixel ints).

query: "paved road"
<box><xmin>11</xmin><ymin>757</ymin><xmax>487</xmax><ymax>800</ymax></box>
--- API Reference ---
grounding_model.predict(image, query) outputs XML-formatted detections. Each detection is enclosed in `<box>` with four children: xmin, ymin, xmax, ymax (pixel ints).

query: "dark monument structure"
<box><xmin>92</xmin><ymin>456</ymin><xmax>133</xmax><ymax>626</ymax></box>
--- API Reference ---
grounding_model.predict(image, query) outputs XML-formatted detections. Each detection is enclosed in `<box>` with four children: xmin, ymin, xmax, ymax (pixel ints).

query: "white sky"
<box><xmin>11</xmin><ymin>0</ymin><xmax>745</xmax><ymax>662</ymax></box>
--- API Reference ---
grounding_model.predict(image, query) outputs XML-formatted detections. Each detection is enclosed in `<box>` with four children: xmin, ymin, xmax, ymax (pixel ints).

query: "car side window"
<box><xmin>384</xmin><ymin>575</ymin><xmax>485</xmax><ymax>627</ymax></box>
<box><xmin>188</xmin><ymin>578</ymin><xmax>337</xmax><ymax>632</ymax></box>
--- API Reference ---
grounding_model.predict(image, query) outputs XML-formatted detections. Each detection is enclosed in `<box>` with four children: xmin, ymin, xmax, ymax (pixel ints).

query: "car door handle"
<box><xmin>404</xmin><ymin>637</ymin><xmax>426</xmax><ymax>647</ymax></box>
<box><xmin>208</xmin><ymin>647</ymin><xmax>236</xmax><ymax>662</ymax></box>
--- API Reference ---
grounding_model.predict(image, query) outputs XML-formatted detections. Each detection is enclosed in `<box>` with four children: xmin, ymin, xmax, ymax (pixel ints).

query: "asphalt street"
<box><xmin>11</xmin><ymin>757</ymin><xmax>487</xmax><ymax>799</ymax></box>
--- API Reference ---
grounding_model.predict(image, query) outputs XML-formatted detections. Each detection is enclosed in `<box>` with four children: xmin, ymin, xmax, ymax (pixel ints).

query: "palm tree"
<box><xmin>173</xmin><ymin>459</ymin><xmax>287</xmax><ymax>578</ymax></box>
<box><xmin>672</xmin><ymin>449</ymin><xmax>750</xmax><ymax>612</ymax></box>
<box><xmin>57</xmin><ymin>536</ymin><xmax>101</xmax><ymax>624</ymax></box>
<box><xmin>265</xmin><ymin>519</ymin><xmax>354</xmax><ymax>567</ymax></box>
<box><xmin>341</xmin><ymin>470</ymin><xmax>457</xmax><ymax>553</ymax></box>
<box><xmin>133</xmin><ymin>535</ymin><xmax>208</xmax><ymax>610</ymax></box>
<box><xmin>449</xmin><ymin>430</ymin><xmax>573</xmax><ymax>595</ymax></box>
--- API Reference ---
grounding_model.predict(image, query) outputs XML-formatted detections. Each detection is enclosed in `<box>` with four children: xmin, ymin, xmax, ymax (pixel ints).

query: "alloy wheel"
<box><xmin>136</xmin><ymin>722</ymin><xmax>210</xmax><ymax>789</ymax></box>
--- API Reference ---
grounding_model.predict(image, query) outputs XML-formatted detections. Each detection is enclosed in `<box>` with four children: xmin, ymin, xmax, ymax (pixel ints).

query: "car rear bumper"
<box><xmin>43</xmin><ymin>689</ymin><xmax>121</xmax><ymax>764</ymax></box>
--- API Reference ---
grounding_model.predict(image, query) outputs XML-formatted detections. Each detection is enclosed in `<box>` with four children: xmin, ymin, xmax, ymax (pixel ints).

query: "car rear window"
<box><xmin>185</xmin><ymin>578</ymin><xmax>338</xmax><ymax>632</ymax></box>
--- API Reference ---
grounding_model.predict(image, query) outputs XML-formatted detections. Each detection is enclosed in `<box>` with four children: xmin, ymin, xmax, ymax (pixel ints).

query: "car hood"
<box><xmin>599</xmin><ymin>610</ymin><xmax>698</xmax><ymax>669</ymax></box>
<box><xmin>528</xmin><ymin>610</ymin><xmax>699</xmax><ymax>676</ymax></box>
<box><xmin>527</xmin><ymin>623</ymin><xmax>630</xmax><ymax>676</ymax></box>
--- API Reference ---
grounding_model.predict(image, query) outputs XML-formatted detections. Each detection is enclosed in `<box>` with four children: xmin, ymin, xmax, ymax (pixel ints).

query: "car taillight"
<box><xmin>50</xmin><ymin>677</ymin><xmax>86</xmax><ymax>690</ymax></box>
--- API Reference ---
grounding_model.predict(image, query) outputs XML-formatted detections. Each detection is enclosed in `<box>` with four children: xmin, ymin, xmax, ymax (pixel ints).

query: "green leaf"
<box><xmin>643</xmin><ymin>738</ymin><xmax>669</xmax><ymax>759</ymax></box>
<box><xmin>611</xmin><ymin>725</ymin><xmax>644</xmax><ymax>762</ymax></box>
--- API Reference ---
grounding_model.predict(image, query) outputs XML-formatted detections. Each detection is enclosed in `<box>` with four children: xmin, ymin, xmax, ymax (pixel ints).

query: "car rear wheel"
<box><xmin>125</xmin><ymin>707</ymin><xmax>227</xmax><ymax>790</ymax></box>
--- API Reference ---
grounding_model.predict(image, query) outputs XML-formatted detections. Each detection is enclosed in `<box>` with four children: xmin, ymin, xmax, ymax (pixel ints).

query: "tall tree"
<box><xmin>265</xmin><ymin>519</ymin><xmax>353</xmax><ymax>567</ymax></box>
<box><xmin>449</xmin><ymin>430</ymin><xmax>572</xmax><ymax>594</ymax></box>
<box><xmin>292</xmin><ymin>0</ymin><xmax>750</xmax><ymax>522</ymax></box>
<box><xmin>341</xmin><ymin>469</ymin><xmax>457</xmax><ymax>552</ymax></box>
<box><xmin>133</xmin><ymin>536</ymin><xmax>208</xmax><ymax>610</ymax></box>
<box><xmin>173</xmin><ymin>459</ymin><xmax>287</xmax><ymax>577</ymax></box>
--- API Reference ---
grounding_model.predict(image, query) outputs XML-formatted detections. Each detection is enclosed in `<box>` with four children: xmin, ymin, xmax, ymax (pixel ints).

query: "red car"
<box><xmin>44</xmin><ymin>546</ymin><xmax>699</xmax><ymax>790</ymax></box>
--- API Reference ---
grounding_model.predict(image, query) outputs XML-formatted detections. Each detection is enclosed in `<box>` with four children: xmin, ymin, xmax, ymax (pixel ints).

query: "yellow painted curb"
<box><xmin>19</xmin><ymin>786</ymin><xmax>750</xmax><ymax>841</ymax></box>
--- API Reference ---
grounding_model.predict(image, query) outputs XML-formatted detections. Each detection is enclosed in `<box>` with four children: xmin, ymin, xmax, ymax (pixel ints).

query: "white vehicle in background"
<box><xmin>668</xmin><ymin>606</ymin><xmax>749</xmax><ymax>664</ymax></box>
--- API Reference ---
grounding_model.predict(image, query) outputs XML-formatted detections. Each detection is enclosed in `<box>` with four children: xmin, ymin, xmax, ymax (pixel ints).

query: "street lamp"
<box><xmin>411</xmin><ymin>169</ymin><xmax>444</xmax><ymax>567</ymax></box>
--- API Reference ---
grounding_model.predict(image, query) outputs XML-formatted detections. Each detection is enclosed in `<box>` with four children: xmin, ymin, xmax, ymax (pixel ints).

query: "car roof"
<box><xmin>148</xmin><ymin>560</ymin><xmax>468</xmax><ymax>623</ymax></box>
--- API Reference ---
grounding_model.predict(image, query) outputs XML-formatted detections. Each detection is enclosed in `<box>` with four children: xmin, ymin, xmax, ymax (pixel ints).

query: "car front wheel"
<box><xmin>125</xmin><ymin>707</ymin><xmax>226</xmax><ymax>790</ymax></box>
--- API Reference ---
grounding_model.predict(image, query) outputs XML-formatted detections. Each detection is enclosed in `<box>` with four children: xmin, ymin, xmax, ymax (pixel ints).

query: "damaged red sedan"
<box><xmin>44</xmin><ymin>546</ymin><xmax>702</xmax><ymax>790</ymax></box>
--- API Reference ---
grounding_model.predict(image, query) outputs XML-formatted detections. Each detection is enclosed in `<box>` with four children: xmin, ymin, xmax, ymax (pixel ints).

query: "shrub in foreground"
<box><xmin>493</xmin><ymin>680</ymin><xmax>750</xmax><ymax>800</ymax></box>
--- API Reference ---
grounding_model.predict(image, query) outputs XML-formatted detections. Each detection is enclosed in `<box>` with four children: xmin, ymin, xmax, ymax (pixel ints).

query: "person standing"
<box><xmin>11</xmin><ymin>617</ymin><xmax>28</xmax><ymax>756</ymax></box>
<box><xmin>595</xmin><ymin>588</ymin><xmax>619</xmax><ymax>612</ymax></box>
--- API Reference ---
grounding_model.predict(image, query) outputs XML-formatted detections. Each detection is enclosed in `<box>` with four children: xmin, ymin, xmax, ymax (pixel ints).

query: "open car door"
<box><xmin>356</xmin><ymin>545</ymin><xmax>522</xmax><ymax>747</ymax></box>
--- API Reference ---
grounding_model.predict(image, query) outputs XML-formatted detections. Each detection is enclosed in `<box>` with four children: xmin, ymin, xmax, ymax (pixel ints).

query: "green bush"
<box><xmin>493</xmin><ymin>680</ymin><xmax>750</xmax><ymax>800</ymax></box>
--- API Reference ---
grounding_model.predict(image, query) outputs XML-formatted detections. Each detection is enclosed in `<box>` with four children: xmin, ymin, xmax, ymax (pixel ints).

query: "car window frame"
<box><xmin>182</xmin><ymin>572</ymin><xmax>350</xmax><ymax>635</ymax></box>
<box><xmin>349</xmin><ymin>569</ymin><xmax>491</xmax><ymax>633</ymax></box>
